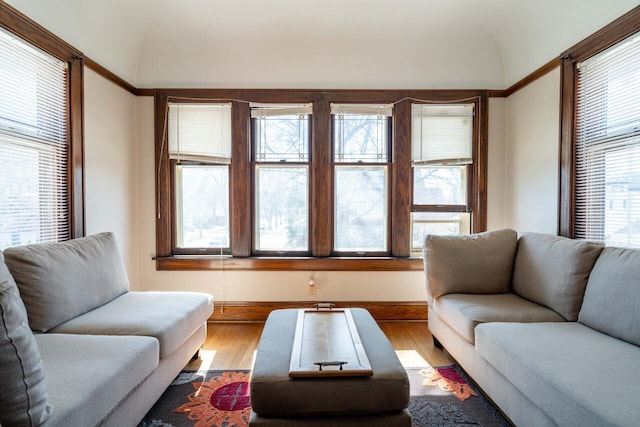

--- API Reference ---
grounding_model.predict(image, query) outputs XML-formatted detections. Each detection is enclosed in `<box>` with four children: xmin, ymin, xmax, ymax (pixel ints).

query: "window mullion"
<box><xmin>231</xmin><ymin>101</ymin><xmax>251</xmax><ymax>257</ymax></box>
<box><xmin>391</xmin><ymin>101</ymin><xmax>412</xmax><ymax>257</ymax></box>
<box><xmin>311</xmin><ymin>98</ymin><xmax>331</xmax><ymax>256</ymax></box>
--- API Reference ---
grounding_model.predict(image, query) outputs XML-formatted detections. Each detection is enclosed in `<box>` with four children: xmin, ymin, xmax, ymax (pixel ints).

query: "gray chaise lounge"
<box><xmin>0</xmin><ymin>232</ymin><xmax>213</xmax><ymax>427</ymax></box>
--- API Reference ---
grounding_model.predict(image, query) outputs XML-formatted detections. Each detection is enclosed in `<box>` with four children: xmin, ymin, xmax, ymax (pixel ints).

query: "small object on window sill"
<box><xmin>314</xmin><ymin>302</ymin><xmax>335</xmax><ymax>311</ymax></box>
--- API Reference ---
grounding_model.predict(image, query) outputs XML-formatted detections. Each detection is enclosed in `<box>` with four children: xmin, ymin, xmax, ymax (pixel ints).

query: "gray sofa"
<box><xmin>0</xmin><ymin>232</ymin><xmax>213</xmax><ymax>427</ymax></box>
<box><xmin>423</xmin><ymin>229</ymin><xmax>640</xmax><ymax>427</ymax></box>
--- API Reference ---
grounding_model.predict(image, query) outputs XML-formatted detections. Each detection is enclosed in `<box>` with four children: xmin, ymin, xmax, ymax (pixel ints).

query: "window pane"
<box><xmin>334</xmin><ymin>114</ymin><xmax>388</xmax><ymax>162</ymax></box>
<box><xmin>411</xmin><ymin>212</ymin><xmax>470</xmax><ymax>252</ymax></box>
<box><xmin>255</xmin><ymin>115</ymin><xmax>309</xmax><ymax>162</ymax></box>
<box><xmin>335</xmin><ymin>166</ymin><xmax>387</xmax><ymax>252</ymax></box>
<box><xmin>256</xmin><ymin>166</ymin><xmax>308</xmax><ymax>251</ymax></box>
<box><xmin>176</xmin><ymin>165</ymin><xmax>229</xmax><ymax>248</ymax></box>
<box><xmin>413</xmin><ymin>166</ymin><xmax>466</xmax><ymax>205</ymax></box>
<box><xmin>602</xmin><ymin>143</ymin><xmax>640</xmax><ymax>247</ymax></box>
<box><xmin>0</xmin><ymin>139</ymin><xmax>66</xmax><ymax>248</ymax></box>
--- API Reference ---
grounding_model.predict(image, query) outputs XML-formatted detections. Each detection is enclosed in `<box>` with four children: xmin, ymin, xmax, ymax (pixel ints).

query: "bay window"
<box><xmin>154</xmin><ymin>90</ymin><xmax>487</xmax><ymax>270</ymax></box>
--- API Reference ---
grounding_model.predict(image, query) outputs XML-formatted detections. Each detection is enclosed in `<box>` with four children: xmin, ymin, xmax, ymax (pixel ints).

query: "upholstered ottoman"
<box><xmin>249</xmin><ymin>308</ymin><xmax>411</xmax><ymax>426</ymax></box>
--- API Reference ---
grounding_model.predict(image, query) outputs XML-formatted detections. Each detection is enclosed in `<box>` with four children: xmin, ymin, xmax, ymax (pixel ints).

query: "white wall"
<box><xmin>504</xmin><ymin>68</ymin><xmax>561</xmax><ymax>234</ymax></box>
<box><xmin>84</xmin><ymin>68</ymin><xmax>140</xmax><ymax>284</ymax></box>
<box><xmin>487</xmin><ymin>98</ymin><xmax>507</xmax><ymax>231</ymax></box>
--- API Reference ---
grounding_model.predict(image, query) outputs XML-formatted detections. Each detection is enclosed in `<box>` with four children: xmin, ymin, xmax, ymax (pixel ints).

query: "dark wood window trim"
<box><xmin>155</xmin><ymin>89</ymin><xmax>487</xmax><ymax>271</ymax></box>
<box><xmin>156</xmin><ymin>256</ymin><xmax>424</xmax><ymax>271</ymax></box>
<box><xmin>488</xmin><ymin>57</ymin><xmax>562</xmax><ymax>98</ymax></box>
<box><xmin>559</xmin><ymin>6</ymin><xmax>640</xmax><ymax>237</ymax></box>
<box><xmin>0</xmin><ymin>2</ymin><xmax>85</xmax><ymax>239</ymax></box>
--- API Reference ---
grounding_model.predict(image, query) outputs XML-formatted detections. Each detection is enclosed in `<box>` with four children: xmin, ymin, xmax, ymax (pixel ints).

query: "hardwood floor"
<box><xmin>185</xmin><ymin>321</ymin><xmax>453</xmax><ymax>371</ymax></box>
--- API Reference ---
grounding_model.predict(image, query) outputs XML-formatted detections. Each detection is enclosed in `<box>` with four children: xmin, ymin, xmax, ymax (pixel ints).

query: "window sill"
<box><xmin>155</xmin><ymin>256</ymin><xmax>423</xmax><ymax>271</ymax></box>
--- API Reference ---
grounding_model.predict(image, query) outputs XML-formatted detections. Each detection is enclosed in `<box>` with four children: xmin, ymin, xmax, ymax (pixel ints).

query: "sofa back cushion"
<box><xmin>512</xmin><ymin>233</ymin><xmax>603</xmax><ymax>321</ymax></box>
<box><xmin>3</xmin><ymin>232</ymin><xmax>129</xmax><ymax>332</ymax></box>
<box><xmin>423</xmin><ymin>229</ymin><xmax>518</xmax><ymax>303</ymax></box>
<box><xmin>0</xmin><ymin>252</ymin><xmax>52</xmax><ymax>427</ymax></box>
<box><xmin>578</xmin><ymin>247</ymin><xmax>640</xmax><ymax>346</ymax></box>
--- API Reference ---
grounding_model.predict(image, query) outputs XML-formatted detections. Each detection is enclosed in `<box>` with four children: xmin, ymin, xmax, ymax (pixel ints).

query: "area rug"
<box><xmin>138</xmin><ymin>366</ymin><xmax>510</xmax><ymax>427</ymax></box>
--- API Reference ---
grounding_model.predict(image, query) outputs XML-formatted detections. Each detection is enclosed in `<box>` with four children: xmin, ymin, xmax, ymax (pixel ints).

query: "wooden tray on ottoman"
<box><xmin>289</xmin><ymin>308</ymin><xmax>373</xmax><ymax>378</ymax></box>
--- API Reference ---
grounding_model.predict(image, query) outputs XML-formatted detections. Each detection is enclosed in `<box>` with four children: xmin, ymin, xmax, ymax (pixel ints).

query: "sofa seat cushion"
<box><xmin>512</xmin><ymin>233</ymin><xmax>603</xmax><ymax>321</ymax></box>
<box><xmin>4</xmin><ymin>233</ymin><xmax>130</xmax><ymax>332</ymax></box>
<box><xmin>36</xmin><ymin>333</ymin><xmax>158</xmax><ymax>427</ymax></box>
<box><xmin>579</xmin><ymin>246</ymin><xmax>640</xmax><ymax>346</ymax></box>
<box><xmin>475</xmin><ymin>322</ymin><xmax>640</xmax><ymax>427</ymax></box>
<box><xmin>432</xmin><ymin>293</ymin><xmax>565</xmax><ymax>344</ymax></box>
<box><xmin>50</xmin><ymin>291</ymin><xmax>213</xmax><ymax>358</ymax></box>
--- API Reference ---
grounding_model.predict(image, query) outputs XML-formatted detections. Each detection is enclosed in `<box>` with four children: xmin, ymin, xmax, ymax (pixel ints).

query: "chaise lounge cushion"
<box><xmin>36</xmin><ymin>333</ymin><xmax>158</xmax><ymax>427</ymax></box>
<box><xmin>423</xmin><ymin>229</ymin><xmax>517</xmax><ymax>304</ymax></box>
<box><xmin>0</xmin><ymin>252</ymin><xmax>52</xmax><ymax>427</ymax></box>
<box><xmin>432</xmin><ymin>293</ymin><xmax>566</xmax><ymax>344</ymax></box>
<box><xmin>579</xmin><ymin>247</ymin><xmax>640</xmax><ymax>346</ymax></box>
<box><xmin>512</xmin><ymin>233</ymin><xmax>603</xmax><ymax>321</ymax></box>
<box><xmin>3</xmin><ymin>232</ymin><xmax>129</xmax><ymax>332</ymax></box>
<box><xmin>51</xmin><ymin>291</ymin><xmax>213</xmax><ymax>358</ymax></box>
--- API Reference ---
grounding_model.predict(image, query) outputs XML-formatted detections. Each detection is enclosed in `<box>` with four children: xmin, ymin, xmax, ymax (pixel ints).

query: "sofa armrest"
<box><xmin>422</xmin><ymin>229</ymin><xmax>517</xmax><ymax>304</ymax></box>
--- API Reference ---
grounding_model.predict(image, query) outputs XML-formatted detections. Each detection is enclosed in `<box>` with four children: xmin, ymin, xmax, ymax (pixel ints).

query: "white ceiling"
<box><xmin>5</xmin><ymin>0</ymin><xmax>640</xmax><ymax>90</ymax></box>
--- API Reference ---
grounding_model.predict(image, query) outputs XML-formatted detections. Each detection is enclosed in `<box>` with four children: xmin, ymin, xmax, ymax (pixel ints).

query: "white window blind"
<box><xmin>330</xmin><ymin>103</ymin><xmax>393</xmax><ymax>117</ymax></box>
<box><xmin>575</xmin><ymin>30</ymin><xmax>640</xmax><ymax>247</ymax></box>
<box><xmin>168</xmin><ymin>103</ymin><xmax>232</xmax><ymax>163</ymax></box>
<box><xmin>0</xmin><ymin>27</ymin><xmax>69</xmax><ymax>249</ymax></box>
<box><xmin>250</xmin><ymin>103</ymin><xmax>312</xmax><ymax>118</ymax></box>
<box><xmin>411</xmin><ymin>104</ymin><xmax>474</xmax><ymax>165</ymax></box>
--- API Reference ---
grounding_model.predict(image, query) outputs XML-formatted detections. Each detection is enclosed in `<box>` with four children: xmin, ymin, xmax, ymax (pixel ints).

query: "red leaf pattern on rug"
<box><xmin>174</xmin><ymin>371</ymin><xmax>251</xmax><ymax>427</ymax></box>
<box><xmin>419</xmin><ymin>366</ymin><xmax>477</xmax><ymax>402</ymax></box>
